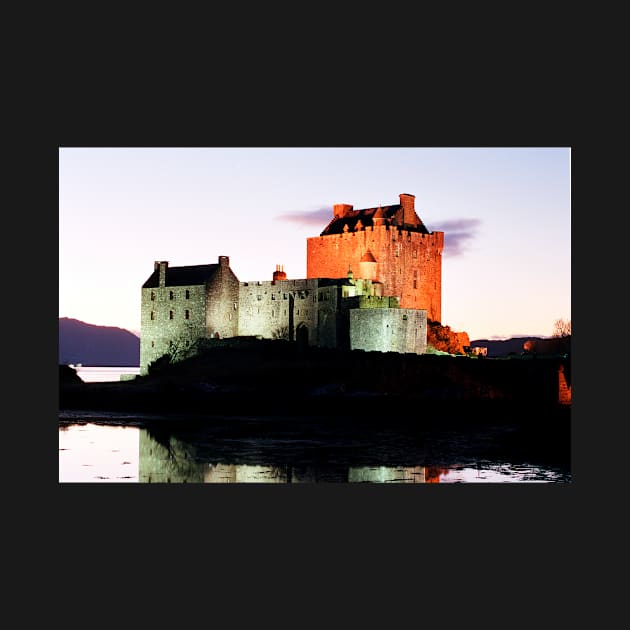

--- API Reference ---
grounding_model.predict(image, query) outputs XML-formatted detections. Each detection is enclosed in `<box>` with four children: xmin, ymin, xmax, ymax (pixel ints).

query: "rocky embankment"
<box><xmin>59</xmin><ymin>339</ymin><xmax>571</xmax><ymax>425</ymax></box>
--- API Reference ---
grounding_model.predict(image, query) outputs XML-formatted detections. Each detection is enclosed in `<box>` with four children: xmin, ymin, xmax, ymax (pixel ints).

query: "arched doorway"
<box><xmin>296</xmin><ymin>323</ymin><xmax>308</xmax><ymax>350</ymax></box>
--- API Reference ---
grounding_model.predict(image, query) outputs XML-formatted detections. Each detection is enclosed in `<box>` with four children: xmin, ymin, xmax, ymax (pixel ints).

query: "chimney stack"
<box><xmin>333</xmin><ymin>203</ymin><xmax>354</xmax><ymax>218</ymax></box>
<box><xmin>218</xmin><ymin>255</ymin><xmax>229</xmax><ymax>267</ymax></box>
<box><xmin>399</xmin><ymin>193</ymin><xmax>415</xmax><ymax>225</ymax></box>
<box><xmin>272</xmin><ymin>264</ymin><xmax>287</xmax><ymax>284</ymax></box>
<box><xmin>155</xmin><ymin>261</ymin><xmax>168</xmax><ymax>287</ymax></box>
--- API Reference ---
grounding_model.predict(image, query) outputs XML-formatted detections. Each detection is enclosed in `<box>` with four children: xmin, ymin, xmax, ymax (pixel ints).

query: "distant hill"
<box><xmin>59</xmin><ymin>318</ymin><xmax>140</xmax><ymax>366</ymax></box>
<box><xmin>470</xmin><ymin>336</ymin><xmax>570</xmax><ymax>358</ymax></box>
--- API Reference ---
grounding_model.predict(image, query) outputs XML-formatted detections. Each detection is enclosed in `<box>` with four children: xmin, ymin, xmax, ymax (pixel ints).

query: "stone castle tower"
<box><xmin>306</xmin><ymin>193</ymin><xmax>444</xmax><ymax>323</ymax></box>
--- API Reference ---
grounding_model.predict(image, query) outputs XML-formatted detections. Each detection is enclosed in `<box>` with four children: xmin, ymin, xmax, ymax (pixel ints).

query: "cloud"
<box><xmin>275</xmin><ymin>211</ymin><xmax>481</xmax><ymax>257</ymax></box>
<box><xmin>431</xmin><ymin>218</ymin><xmax>481</xmax><ymax>257</ymax></box>
<box><xmin>275</xmin><ymin>207</ymin><xmax>332</xmax><ymax>226</ymax></box>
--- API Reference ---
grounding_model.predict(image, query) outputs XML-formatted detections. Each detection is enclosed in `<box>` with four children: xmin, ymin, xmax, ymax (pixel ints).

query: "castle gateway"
<box><xmin>140</xmin><ymin>194</ymin><xmax>443</xmax><ymax>374</ymax></box>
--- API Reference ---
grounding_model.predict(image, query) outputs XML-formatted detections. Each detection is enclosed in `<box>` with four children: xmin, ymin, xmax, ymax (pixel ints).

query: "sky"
<box><xmin>59</xmin><ymin>147</ymin><xmax>571</xmax><ymax>341</ymax></box>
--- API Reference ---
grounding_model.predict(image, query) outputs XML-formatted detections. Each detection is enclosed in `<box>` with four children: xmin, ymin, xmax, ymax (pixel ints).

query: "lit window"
<box><xmin>169</xmin><ymin>310</ymin><xmax>174</xmax><ymax>319</ymax></box>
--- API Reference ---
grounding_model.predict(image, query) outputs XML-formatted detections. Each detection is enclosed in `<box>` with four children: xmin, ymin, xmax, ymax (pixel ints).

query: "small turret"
<box><xmin>373</xmin><ymin>206</ymin><xmax>387</xmax><ymax>226</ymax></box>
<box><xmin>359</xmin><ymin>250</ymin><xmax>378</xmax><ymax>281</ymax></box>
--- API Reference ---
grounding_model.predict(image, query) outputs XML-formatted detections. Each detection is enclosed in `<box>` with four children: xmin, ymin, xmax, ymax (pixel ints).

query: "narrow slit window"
<box><xmin>169</xmin><ymin>310</ymin><xmax>174</xmax><ymax>319</ymax></box>
<box><xmin>185</xmin><ymin>309</ymin><xmax>190</xmax><ymax>320</ymax></box>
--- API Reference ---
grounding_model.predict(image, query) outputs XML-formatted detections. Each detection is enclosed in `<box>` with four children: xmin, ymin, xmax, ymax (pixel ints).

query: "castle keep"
<box><xmin>140</xmin><ymin>193</ymin><xmax>444</xmax><ymax>374</ymax></box>
<box><xmin>307</xmin><ymin>193</ymin><xmax>443</xmax><ymax>322</ymax></box>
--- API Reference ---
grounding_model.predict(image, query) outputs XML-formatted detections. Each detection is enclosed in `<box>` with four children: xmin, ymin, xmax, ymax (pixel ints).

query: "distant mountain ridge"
<box><xmin>59</xmin><ymin>318</ymin><xmax>140</xmax><ymax>366</ymax></box>
<box><xmin>470</xmin><ymin>336</ymin><xmax>570</xmax><ymax>358</ymax></box>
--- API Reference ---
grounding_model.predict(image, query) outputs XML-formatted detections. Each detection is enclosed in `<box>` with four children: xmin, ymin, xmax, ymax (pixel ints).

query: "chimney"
<box><xmin>218</xmin><ymin>255</ymin><xmax>229</xmax><ymax>267</ymax></box>
<box><xmin>272</xmin><ymin>264</ymin><xmax>287</xmax><ymax>284</ymax></box>
<box><xmin>399</xmin><ymin>193</ymin><xmax>415</xmax><ymax>225</ymax></box>
<box><xmin>156</xmin><ymin>261</ymin><xmax>168</xmax><ymax>287</ymax></box>
<box><xmin>333</xmin><ymin>203</ymin><xmax>354</xmax><ymax>218</ymax></box>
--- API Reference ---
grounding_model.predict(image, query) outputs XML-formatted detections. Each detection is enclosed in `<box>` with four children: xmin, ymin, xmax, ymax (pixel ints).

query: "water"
<box><xmin>58</xmin><ymin>417</ymin><xmax>571</xmax><ymax>484</ymax></box>
<box><xmin>72</xmin><ymin>366</ymin><xmax>141</xmax><ymax>382</ymax></box>
<box><xmin>60</xmin><ymin>367</ymin><xmax>571</xmax><ymax>484</ymax></box>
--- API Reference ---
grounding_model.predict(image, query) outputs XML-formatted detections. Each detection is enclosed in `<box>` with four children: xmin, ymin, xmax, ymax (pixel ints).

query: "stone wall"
<box><xmin>349</xmin><ymin>308</ymin><xmax>428</xmax><ymax>354</ymax></box>
<box><xmin>140</xmin><ymin>283</ymin><xmax>208</xmax><ymax>374</ymax></box>
<box><xmin>238</xmin><ymin>278</ymin><xmax>318</xmax><ymax>341</ymax></box>
<box><xmin>205</xmin><ymin>262</ymin><xmax>239</xmax><ymax>340</ymax></box>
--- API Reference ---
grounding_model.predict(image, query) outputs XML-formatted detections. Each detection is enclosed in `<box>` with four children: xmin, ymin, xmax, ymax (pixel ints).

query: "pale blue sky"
<box><xmin>59</xmin><ymin>147</ymin><xmax>571</xmax><ymax>340</ymax></box>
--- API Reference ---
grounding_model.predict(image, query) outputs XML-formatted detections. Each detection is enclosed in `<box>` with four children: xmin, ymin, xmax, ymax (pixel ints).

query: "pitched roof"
<box><xmin>142</xmin><ymin>264</ymin><xmax>220</xmax><ymax>288</ymax></box>
<box><xmin>320</xmin><ymin>203</ymin><xmax>430</xmax><ymax>235</ymax></box>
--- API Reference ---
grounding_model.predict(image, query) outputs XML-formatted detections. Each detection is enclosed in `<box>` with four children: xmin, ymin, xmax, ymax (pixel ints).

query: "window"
<box><xmin>150</xmin><ymin>291</ymin><xmax>155</xmax><ymax>301</ymax></box>
<box><xmin>403</xmin><ymin>314</ymin><xmax>408</xmax><ymax>321</ymax></box>
<box><xmin>169</xmin><ymin>291</ymin><xmax>174</xmax><ymax>300</ymax></box>
<box><xmin>169</xmin><ymin>310</ymin><xmax>174</xmax><ymax>319</ymax></box>
<box><xmin>150</xmin><ymin>311</ymin><xmax>155</xmax><ymax>320</ymax></box>
<box><xmin>185</xmin><ymin>309</ymin><xmax>190</xmax><ymax>320</ymax></box>
<box><xmin>185</xmin><ymin>289</ymin><xmax>190</xmax><ymax>299</ymax></box>
<box><xmin>151</xmin><ymin>341</ymin><xmax>155</xmax><ymax>347</ymax></box>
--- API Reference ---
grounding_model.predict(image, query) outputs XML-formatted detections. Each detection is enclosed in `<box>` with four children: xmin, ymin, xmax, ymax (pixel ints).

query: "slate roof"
<box><xmin>142</xmin><ymin>264</ymin><xmax>220</xmax><ymax>288</ymax></box>
<box><xmin>320</xmin><ymin>203</ymin><xmax>430</xmax><ymax>236</ymax></box>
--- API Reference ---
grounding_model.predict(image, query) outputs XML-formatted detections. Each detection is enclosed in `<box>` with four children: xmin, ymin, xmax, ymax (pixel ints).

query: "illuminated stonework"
<box><xmin>307</xmin><ymin>193</ymin><xmax>444</xmax><ymax>322</ymax></box>
<box><xmin>140</xmin><ymin>193</ymin><xmax>439</xmax><ymax>374</ymax></box>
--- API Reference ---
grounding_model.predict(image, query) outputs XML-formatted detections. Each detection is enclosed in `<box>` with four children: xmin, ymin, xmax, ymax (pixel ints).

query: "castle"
<box><xmin>140</xmin><ymin>193</ymin><xmax>444</xmax><ymax>374</ymax></box>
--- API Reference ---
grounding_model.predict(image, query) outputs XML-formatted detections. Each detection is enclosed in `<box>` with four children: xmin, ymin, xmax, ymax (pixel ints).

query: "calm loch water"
<box><xmin>58</xmin><ymin>420</ymin><xmax>571</xmax><ymax>484</ymax></box>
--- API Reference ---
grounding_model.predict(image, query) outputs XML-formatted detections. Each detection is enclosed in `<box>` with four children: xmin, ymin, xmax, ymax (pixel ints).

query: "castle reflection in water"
<box><xmin>138</xmin><ymin>428</ymin><xmax>444</xmax><ymax>484</ymax></box>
